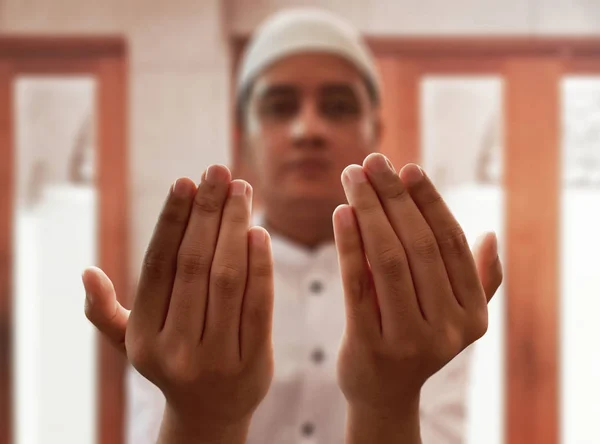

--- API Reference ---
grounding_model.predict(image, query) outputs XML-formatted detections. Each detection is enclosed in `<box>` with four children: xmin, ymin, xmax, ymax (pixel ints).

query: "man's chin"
<box><xmin>285</xmin><ymin>179</ymin><xmax>343</xmax><ymax>197</ymax></box>
<box><xmin>284</xmin><ymin>191</ymin><xmax>345</xmax><ymax>211</ymax></box>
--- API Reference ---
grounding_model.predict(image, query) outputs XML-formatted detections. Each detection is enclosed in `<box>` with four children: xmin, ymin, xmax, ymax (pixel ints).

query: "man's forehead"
<box><xmin>265</xmin><ymin>57</ymin><xmax>365</xmax><ymax>93</ymax></box>
<box><xmin>253</xmin><ymin>79</ymin><xmax>362</xmax><ymax>98</ymax></box>
<box><xmin>255</xmin><ymin>53</ymin><xmax>364</xmax><ymax>85</ymax></box>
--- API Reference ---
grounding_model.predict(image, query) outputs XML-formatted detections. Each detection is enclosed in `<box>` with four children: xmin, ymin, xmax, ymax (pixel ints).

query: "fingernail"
<box><xmin>336</xmin><ymin>205</ymin><xmax>354</xmax><ymax>228</ymax></box>
<box><xmin>172</xmin><ymin>178</ymin><xmax>192</xmax><ymax>197</ymax></box>
<box><xmin>385</xmin><ymin>157</ymin><xmax>396</xmax><ymax>172</ymax></box>
<box><xmin>344</xmin><ymin>165</ymin><xmax>367</xmax><ymax>184</ymax></box>
<box><xmin>401</xmin><ymin>164</ymin><xmax>424</xmax><ymax>186</ymax></box>
<box><xmin>230</xmin><ymin>180</ymin><xmax>247</xmax><ymax>196</ymax></box>
<box><xmin>247</xmin><ymin>185</ymin><xmax>254</xmax><ymax>213</ymax></box>
<box><xmin>368</xmin><ymin>154</ymin><xmax>394</xmax><ymax>173</ymax></box>
<box><xmin>473</xmin><ymin>234</ymin><xmax>485</xmax><ymax>253</ymax></box>
<box><xmin>205</xmin><ymin>165</ymin><xmax>215</xmax><ymax>184</ymax></box>
<box><xmin>250</xmin><ymin>228</ymin><xmax>266</xmax><ymax>246</ymax></box>
<box><xmin>205</xmin><ymin>165</ymin><xmax>225</xmax><ymax>185</ymax></box>
<box><xmin>81</xmin><ymin>272</ymin><xmax>93</xmax><ymax>304</ymax></box>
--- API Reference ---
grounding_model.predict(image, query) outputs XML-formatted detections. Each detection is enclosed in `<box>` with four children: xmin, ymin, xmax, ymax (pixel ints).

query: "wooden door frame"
<box><xmin>230</xmin><ymin>36</ymin><xmax>600</xmax><ymax>444</ymax></box>
<box><xmin>0</xmin><ymin>36</ymin><xmax>128</xmax><ymax>444</ymax></box>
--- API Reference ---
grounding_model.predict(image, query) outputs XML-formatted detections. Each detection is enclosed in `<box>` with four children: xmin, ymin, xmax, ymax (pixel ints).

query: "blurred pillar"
<box><xmin>505</xmin><ymin>57</ymin><xmax>560</xmax><ymax>444</ymax></box>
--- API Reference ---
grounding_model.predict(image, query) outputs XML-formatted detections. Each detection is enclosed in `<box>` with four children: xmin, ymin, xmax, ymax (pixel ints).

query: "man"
<box><xmin>82</xmin><ymin>8</ymin><xmax>503</xmax><ymax>443</ymax></box>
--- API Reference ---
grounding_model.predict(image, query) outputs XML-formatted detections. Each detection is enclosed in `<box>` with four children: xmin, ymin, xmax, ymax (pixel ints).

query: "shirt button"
<box><xmin>301</xmin><ymin>421</ymin><xmax>315</xmax><ymax>437</ymax></box>
<box><xmin>309</xmin><ymin>280</ymin><xmax>323</xmax><ymax>294</ymax></box>
<box><xmin>311</xmin><ymin>347</ymin><xmax>325</xmax><ymax>364</ymax></box>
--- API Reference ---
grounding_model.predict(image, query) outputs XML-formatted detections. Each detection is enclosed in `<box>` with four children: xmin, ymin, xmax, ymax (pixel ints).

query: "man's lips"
<box><xmin>285</xmin><ymin>158</ymin><xmax>332</xmax><ymax>173</ymax></box>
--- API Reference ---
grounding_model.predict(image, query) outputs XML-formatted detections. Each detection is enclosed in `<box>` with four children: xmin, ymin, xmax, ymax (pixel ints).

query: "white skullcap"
<box><xmin>237</xmin><ymin>8</ymin><xmax>381</xmax><ymax>108</ymax></box>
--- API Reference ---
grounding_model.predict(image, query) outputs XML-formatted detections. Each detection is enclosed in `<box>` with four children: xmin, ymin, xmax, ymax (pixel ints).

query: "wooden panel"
<box><xmin>97</xmin><ymin>54</ymin><xmax>129</xmax><ymax>444</ymax></box>
<box><xmin>409</xmin><ymin>58</ymin><xmax>501</xmax><ymax>74</ymax></box>
<box><xmin>377</xmin><ymin>57</ymin><xmax>421</xmax><ymax>168</ymax></box>
<box><xmin>370</xmin><ymin>37</ymin><xmax>600</xmax><ymax>58</ymax></box>
<box><xmin>10</xmin><ymin>58</ymin><xmax>102</xmax><ymax>75</ymax></box>
<box><xmin>566</xmin><ymin>56</ymin><xmax>600</xmax><ymax>74</ymax></box>
<box><xmin>0</xmin><ymin>60</ymin><xmax>13</xmax><ymax>444</ymax></box>
<box><xmin>0</xmin><ymin>36</ymin><xmax>125</xmax><ymax>58</ymax></box>
<box><xmin>504</xmin><ymin>58</ymin><xmax>560</xmax><ymax>444</ymax></box>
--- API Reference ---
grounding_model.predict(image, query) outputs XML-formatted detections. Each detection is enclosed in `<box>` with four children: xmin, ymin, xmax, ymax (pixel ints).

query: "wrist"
<box><xmin>346</xmin><ymin>396</ymin><xmax>421</xmax><ymax>444</ymax></box>
<box><xmin>157</xmin><ymin>403</ymin><xmax>252</xmax><ymax>444</ymax></box>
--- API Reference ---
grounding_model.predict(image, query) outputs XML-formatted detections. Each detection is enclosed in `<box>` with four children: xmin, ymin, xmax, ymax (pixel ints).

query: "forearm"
<box><xmin>346</xmin><ymin>398</ymin><xmax>422</xmax><ymax>444</ymax></box>
<box><xmin>157</xmin><ymin>404</ymin><xmax>251</xmax><ymax>444</ymax></box>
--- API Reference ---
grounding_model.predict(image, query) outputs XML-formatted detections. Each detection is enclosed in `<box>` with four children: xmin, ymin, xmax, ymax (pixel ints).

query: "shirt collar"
<box><xmin>252</xmin><ymin>212</ymin><xmax>338</xmax><ymax>271</ymax></box>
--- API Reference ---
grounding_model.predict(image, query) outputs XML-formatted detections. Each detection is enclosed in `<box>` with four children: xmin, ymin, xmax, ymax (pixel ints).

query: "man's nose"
<box><xmin>290</xmin><ymin>103</ymin><xmax>327</xmax><ymax>148</ymax></box>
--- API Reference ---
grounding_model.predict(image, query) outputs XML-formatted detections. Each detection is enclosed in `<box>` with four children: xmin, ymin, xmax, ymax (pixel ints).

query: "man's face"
<box><xmin>244</xmin><ymin>52</ymin><xmax>380</xmax><ymax>210</ymax></box>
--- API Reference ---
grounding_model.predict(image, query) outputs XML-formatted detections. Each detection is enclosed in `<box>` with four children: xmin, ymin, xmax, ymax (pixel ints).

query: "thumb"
<box><xmin>472</xmin><ymin>232</ymin><xmax>503</xmax><ymax>303</ymax></box>
<box><xmin>82</xmin><ymin>266</ymin><xmax>129</xmax><ymax>354</ymax></box>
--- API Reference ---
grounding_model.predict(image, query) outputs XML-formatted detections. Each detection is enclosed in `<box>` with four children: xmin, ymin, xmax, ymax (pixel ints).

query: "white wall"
<box><xmin>227</xmin><ymin>0</ymin><xmax>600</xmax><ymax>35</ymax></box>
<box><xmin>15</xmin><ymin>186</ymin><xmax>98</xmax><ymax>444</ymax></box>
<box><xmin>14</xmin><ymin>78</ymin><xmax>96</xmax><ymax>208</ymax></box>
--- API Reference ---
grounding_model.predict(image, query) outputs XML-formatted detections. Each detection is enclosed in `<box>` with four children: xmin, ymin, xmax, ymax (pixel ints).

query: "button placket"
<box><xmin>300</xmin><ymin>266</ymin><xmax>329</xmax><ymax>443</ymax></box>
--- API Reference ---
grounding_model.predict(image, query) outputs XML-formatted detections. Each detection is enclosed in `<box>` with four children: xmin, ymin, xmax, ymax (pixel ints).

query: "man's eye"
<box><xmin>261</xmin><ymin>99</ymin><xmax>298</xmax><ymax>118</ymax></box>
<box><xmin>321</xmin><ymin>99</ymin><xmax>359</xmax><ymax>118</ymax></box>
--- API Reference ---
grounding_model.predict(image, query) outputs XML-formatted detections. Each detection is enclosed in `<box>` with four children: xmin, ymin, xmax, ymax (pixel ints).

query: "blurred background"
<box><xmin>0</xmin><ymin>1</ymin><xmax>599</xmax><ymax>444</ymax></box>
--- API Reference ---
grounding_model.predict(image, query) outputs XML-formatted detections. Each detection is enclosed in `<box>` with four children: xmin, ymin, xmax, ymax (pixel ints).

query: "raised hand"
<box><xmin>333</xmin><ymin>154</ymin><xmax>503</xmax><ymax>444</ymax></box>
<box><xmin>83</xmin><ymin>165</ymin><xmax>274</xmax><ymax>444</ymax></box>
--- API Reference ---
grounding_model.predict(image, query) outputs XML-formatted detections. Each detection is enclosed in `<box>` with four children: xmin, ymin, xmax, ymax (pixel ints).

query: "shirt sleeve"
<box><xmin>419</xmin><ymin>346</ymin><xmax>474</xmax><ymax>444</ymax></box>
<box><xmin>125</xmin><ymin>364</ymin><xmax>166</xmax><ymax>444</ymax></box>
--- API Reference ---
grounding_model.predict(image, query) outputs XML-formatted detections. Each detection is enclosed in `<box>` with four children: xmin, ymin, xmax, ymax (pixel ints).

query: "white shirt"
<box><xmin>127</xmin><ymin>231</ymin><xmax>472</xmax><ymax>444</ymax></box>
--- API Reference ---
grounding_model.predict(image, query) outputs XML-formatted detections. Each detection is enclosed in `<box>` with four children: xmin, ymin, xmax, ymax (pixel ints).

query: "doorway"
<box><xmin>0</xmin><ymin>37</ymin><xmax>128</xmax><ymax>444</ymax></box>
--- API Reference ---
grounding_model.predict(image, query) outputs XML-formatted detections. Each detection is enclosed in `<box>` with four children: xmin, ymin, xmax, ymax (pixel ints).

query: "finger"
<box><xmin>400</xmin><ymin>163</ymin><xmax>485</xmax><ymax>310</ymax></box>
<box><xmin>473</xmin><ymin>232</ymin><xmax>503</xmax><ymax>302</ymax></box>
<box><xmin>165</xmin><ymin>165</ymin><xmax>231</xmax><ymax>343</ymax></box>
<box><xmin>363</xmin><ymin>154</ymin><xmax>455</xmax><ymax>322</ymax></box>
<box><xmin>204</xmin><ymin>180</ymin><xmax>252</xmax><ymax>350</ymax></box>
<box><xmin>333</xmin><ymin>205</ymin><xmax>380</xmax><ymax>338</ymax></box>
<box><xmin>83</xmin><ymin>266</ymin><xmax>129</xmax><ymax>354</ymax></box>
<box><xmin>341</xmin><ymin>164</ymin><xmax>422</xmax><ymax>335</ymax></box>
<box><xmin>240</xmin><ymin>226</ymin><xmax>274</xmax><ymax>360</ymax></box>
<box><xmin>130</xmin><ymin>177</ymin><xmax>196</xmax><ymax>334</ymax></box>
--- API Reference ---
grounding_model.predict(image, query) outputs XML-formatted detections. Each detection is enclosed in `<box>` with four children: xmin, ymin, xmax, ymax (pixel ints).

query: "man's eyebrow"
<box><xmin>319</xmin><ymin>83</ymin><xmax>359</xmax><ymax>97</ymax></box>
<box><xmin>257</xmin><ymin>84</ymin><xmax>298</xmax><ymax>99</ymax></box>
